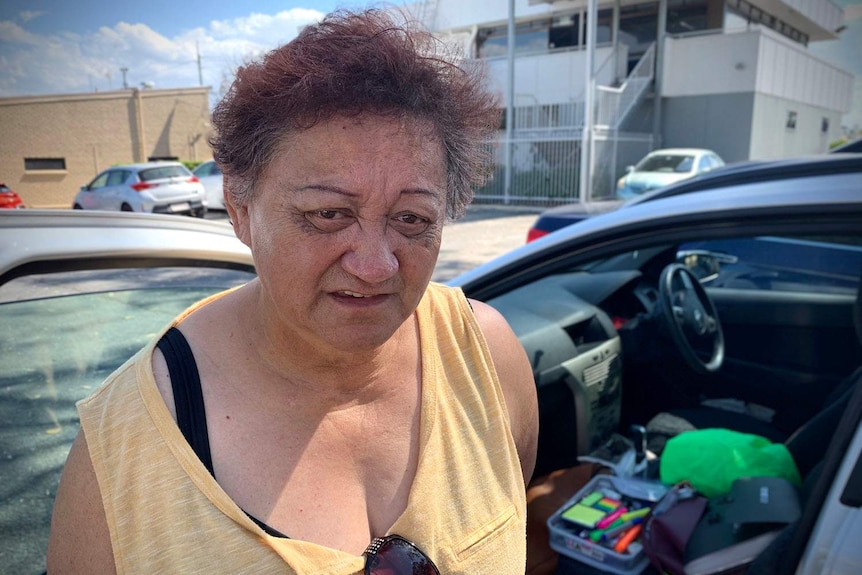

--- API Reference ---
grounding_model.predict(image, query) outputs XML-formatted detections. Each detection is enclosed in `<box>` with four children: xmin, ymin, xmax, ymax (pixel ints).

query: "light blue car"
<box><xmin>616</xmin><ymin>148</ymin><xmax>725</xmax><ymax>200</ymax></box>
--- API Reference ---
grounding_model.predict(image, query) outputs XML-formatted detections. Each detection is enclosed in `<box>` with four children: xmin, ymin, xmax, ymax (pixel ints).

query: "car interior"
<box><xmin>484</xmin><ymin>235</ymin><xmax>862</xmax><ymax>574</ymax></box>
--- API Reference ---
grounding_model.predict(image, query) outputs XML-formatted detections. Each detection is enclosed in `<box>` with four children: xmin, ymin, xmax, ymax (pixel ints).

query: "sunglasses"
<box><xmin>363</xmin><ymin>534</ymin><xmax>440</xmax><ymax>575</ymax></box>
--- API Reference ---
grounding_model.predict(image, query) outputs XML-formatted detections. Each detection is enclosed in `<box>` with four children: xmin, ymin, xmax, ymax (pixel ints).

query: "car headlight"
<box><xmin>616</xmin><ymin>177</ymin><xmax>626</xmax><ymax>190</ymax></box>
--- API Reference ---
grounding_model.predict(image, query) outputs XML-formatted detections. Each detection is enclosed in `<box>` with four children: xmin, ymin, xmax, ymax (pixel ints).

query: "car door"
<box><xmin>78</xmin><ymin>171</ymin><xmax>110</xmax><ymax>209</ymax></box>
<box><xmin>105</xmin><ymin>169</ymin><xmax>131</xmax><ymax>210</ymax></box>
<box><xmin>680</xmin><ymin>235</ymin><xmax>861</xmax><ymax>434</ymax></box>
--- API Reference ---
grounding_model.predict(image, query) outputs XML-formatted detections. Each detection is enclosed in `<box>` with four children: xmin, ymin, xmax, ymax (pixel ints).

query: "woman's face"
<box><xmin>229</xmin><ymin>115</ymin><xmax>448</xmax><ymax>353</ymax></box>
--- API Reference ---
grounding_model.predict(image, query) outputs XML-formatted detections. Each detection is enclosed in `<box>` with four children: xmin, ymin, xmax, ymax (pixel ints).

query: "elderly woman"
<box><xmin>48</xmin><ymin>8</ymin><xmax>537</xmax><ymax>575</ymax></box>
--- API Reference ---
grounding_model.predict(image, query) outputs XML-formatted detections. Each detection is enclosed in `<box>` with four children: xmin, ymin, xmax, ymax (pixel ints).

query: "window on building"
<box><xmin>549</xmin><ymin>14</ymin><xmax>579</xmax><ymax>50</ymax></box>
<box><xmin>24</xmin><ymin>158</ymin><xmax>66</xmax><ymax>171</ymax></box>
<box><xmin>477</xmin><ymin>19</ymin><xmax>554</xmax><ymax>58</ymax></box>
<box><xmin>822</xmin><ymin>118</ymin><xmax>829</xmax><ymax>133</ymax></box>
<box><xmin>786</xmin><ymin>111</ymin><xmax>798</xmax><ymax>130</ymax></box>
<box><xmin>667</xmin><ymin>0</ymin><xmax>711</xmax><ymax>35</ymax></box>
<box><xmin>727</xmin><ymin>0</ymin><xmax>809</xmax><ymax>46</ymax></box>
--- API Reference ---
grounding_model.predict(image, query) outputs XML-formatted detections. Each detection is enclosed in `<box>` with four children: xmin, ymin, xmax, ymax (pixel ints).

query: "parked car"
<box><xmin>0</xmin><ymin>183</ymin><xmax>24</xmax><ymax>209</ymax></box>
<box><xmin>2</xmin><ymin>154</ymin><xmax>861</xmax><ymax>574</ymax></box>
<box><xmin>616</xmin><ymin>148</ymin><xmax>724</xmax><ymax>200</ymax></box>
<box><xmin>831</xmin><ymin>137</ymin><xmax>862</xmax><ymax>154</ymax></box>
<box><xmin>193</xmin><ymin>159</ymin><xmax>225</xmax><ymax>210</ymax></box>
<box><xmin>72</xmin><ymin>161</ymin><xmax>207</xmax><ymax>217</ymax></box>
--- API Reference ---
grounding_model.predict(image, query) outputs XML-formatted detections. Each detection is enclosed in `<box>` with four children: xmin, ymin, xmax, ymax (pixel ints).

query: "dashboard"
<box><xmin>487</xmin><ymin>269</ymin><xmax>654</xmax><ymax>477</ymax></box>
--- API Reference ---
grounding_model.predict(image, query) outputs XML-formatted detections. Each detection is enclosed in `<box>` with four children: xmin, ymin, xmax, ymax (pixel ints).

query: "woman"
<box><xmin>48</xmin><ymin>8</ymin><xmax>538</xmax><ymax>574</ymax></box>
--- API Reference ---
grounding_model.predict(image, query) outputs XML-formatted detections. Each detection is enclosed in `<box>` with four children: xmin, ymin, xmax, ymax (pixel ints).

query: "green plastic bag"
<box><xmin>659</xmin><ymin>428</ymin><xmax>801</xmax><ymax>498</ymax></box>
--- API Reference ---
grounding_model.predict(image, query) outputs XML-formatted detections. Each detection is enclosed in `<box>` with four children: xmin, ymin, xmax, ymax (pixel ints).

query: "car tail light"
<box><xmin>188</xmin><ymin>176</ymin><xmax>200</xmax><ymax>183</ymax></box>
<box><xmin>130</xmin><ymin>182</ymin><xmax>157</xmax><ymax>192</ymax></box>
<box><xmin>526</xmin><ymin>228</ymin><xmax>549</xmax><ymax>243</ymax></box>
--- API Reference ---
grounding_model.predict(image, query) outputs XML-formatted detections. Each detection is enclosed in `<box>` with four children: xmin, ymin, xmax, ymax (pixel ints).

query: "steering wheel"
<box><xmin>658</xmin><ymin>263</ymin><xmax>724</xmax><ymax>373</ymax></box>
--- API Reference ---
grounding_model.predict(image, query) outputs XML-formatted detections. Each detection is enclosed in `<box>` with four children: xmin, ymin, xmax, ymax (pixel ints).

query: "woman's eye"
<box><xmin>305</xmin><ymin>209</ymin><xmax>352</xmax><ymax>231</ymax></box>
<box><xmin>392</xmin><ymin>213</ymin><xmax>431</xmax><ymax>235</ymax></box>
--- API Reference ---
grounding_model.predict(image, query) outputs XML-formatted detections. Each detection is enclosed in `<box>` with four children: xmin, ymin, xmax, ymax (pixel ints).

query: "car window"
<box><xmin>637</xmin><ymin>154</ymin><xmax>695</xmax><ymax>173</ymax></box>
<box><xmin>679</xmin><ymin>235</ymin><xmax>862</xmax><ymax>295</ymax></box>
<box><xmin>675</xmin><ymin>156</ymin><xmax>694</xmax><ymax>173</ymax></box>
<box><xmin>195</xmin><ymin>162</ymin><xmax>220</xmax><ymax>177</ymax></box>
<box><xmin>87</xmin><ymin>172</ymin><xmax>110</xmax><ymax>189</ymax></box>
<box><xmin>0</xmin><ymin>265</ymin><xmax>255</xmax><ymax>573</ymax></box>
<box><xmin>140</xmin><ymin>165</ymin><xmax>191</xmax><ymax>181</ymax></box>
<box><xmin>697</xmin><ymin>156</ymin><xmax>711</xmax><ymax>172</ymax></box>
<box><xmin>106</xmin><ymin>170</ymin><xmax>128</xmax><ymax>186</ymax></box>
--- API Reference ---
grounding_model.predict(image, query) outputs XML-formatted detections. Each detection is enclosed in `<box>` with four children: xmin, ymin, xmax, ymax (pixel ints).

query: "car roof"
<box><xmin>452</xmin><ymin>162</ymin><xmax>862</xmax><ymax>296</ymax></box>
<box><xmin>644</xmin><ymin>148</ymin><xmax>715</xmax><ymax>156</ymax></box>
<box><xmin>627</xmin><ymin>153</ymin><xmax>862</xmax><ymax>206</ymax></box>
<box><xmin>0</xmin><ymin>210</ymin><xmax>253</xmax><ymax>285</ymax></box>
<box><xmin>108</xmin><ymin>161</ymin><xmax>186</xmax><ymax>170</ymax></box>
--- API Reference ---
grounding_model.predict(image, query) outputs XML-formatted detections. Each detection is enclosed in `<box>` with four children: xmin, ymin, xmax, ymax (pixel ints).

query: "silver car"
<box><xmin>192</xmin><ymin>159</ymin><xmax>225</xmax><ymax>211</ymax></box>
<box><xmin>72</xmin><ymin>161</ymin><xmax>208</xmax><ymax>217</ymax></box>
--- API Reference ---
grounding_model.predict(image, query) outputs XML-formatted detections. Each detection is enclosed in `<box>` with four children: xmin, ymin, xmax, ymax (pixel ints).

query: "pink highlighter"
<box><xmin>595</xmin><ymin>506</ymin><xmax>628</xmax><ymax>530</ymax></box>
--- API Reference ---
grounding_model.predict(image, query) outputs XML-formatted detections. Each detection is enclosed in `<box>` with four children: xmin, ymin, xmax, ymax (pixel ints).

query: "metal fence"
<box><xmin>475</xmin><ymin>130</ymin><xmax>654</xmax><ymax>206</ymax></box>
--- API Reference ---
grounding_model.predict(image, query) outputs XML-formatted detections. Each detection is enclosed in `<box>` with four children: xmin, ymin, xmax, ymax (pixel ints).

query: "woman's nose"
<box><xmin>339</xmin><ymin>229</ymin><xmax>399</xmax><ymax>284</ymax></box>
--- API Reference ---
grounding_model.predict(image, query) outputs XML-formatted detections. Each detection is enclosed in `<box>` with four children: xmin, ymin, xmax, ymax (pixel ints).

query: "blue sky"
<box><xmin>0</xmin><ymin>0</ymin><xmax>860</xmax><ymax>128</ymax></box>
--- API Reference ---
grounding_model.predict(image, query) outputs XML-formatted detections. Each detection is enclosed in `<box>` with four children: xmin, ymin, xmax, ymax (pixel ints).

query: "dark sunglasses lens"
<box><xmin>366</xmin><ymin>536</ymin><xmax>439</xmax><ymax>575</ymax></box>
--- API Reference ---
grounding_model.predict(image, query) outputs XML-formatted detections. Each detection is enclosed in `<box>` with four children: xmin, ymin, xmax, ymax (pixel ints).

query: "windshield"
<box><xmin>636</xmin><ymin>154</ymin><xmax>695</xmax><ymax>173</ymax></box>
<box><xmin>0</xmin><ymin>266</ymin><xmax>254</xmax><ymax>573</ymax></box>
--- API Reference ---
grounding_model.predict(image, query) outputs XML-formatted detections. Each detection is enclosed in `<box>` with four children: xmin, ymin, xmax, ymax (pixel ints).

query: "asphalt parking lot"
<box><xmin>207</xmin><ymin>205</ymin><xmax>542</xmax><ymax>282</ymax></box>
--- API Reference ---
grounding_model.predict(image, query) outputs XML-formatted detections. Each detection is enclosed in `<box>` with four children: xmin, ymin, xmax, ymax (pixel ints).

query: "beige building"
<box><xmin>0</xmin><ymin>86</ymin><xmax>212</xmax><ymax>208</ymax></box>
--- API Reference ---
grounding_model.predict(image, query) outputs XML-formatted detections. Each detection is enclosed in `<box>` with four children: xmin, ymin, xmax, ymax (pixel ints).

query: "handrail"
<box><xmin>595</xmin><ymin>42</ymin><xmax>655</xmax><ymax>128</ymax></box>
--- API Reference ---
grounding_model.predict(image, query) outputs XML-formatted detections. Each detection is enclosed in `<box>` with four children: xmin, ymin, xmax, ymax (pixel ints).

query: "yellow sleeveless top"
<box><xmin>78</xmin><ymin>282</ymin><xmax>527</xmax><ymax>574</ymax></box>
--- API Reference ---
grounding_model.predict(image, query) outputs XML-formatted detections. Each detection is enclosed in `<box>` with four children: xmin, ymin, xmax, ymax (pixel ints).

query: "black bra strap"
<box><xmin>155</xmin><ymin>327</ymin><xmax>290</xmax><ymax>539</ymax></box>
<box><xmin>156</xmin><ymin>327</ymin><xmax>215</xmax><ymax>476</ymax></box>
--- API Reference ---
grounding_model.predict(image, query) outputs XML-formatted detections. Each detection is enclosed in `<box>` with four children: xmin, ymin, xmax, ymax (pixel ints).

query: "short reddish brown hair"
<box><xmin>210</xmin><ymin>8</ymin><xmax>500</xmax><ymax>218</ymax></box>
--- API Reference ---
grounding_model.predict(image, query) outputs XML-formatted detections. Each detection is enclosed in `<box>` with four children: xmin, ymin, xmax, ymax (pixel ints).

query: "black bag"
<box><xmin>681</xmin><ymin>476</ymin><xmax>801</xmax><ymax>575</ymax></box>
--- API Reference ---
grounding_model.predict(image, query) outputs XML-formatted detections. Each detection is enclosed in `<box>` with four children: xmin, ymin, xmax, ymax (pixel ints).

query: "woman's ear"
<box><xmin>224</xmin><ymin>176</ymin><xmax>251</xmax><ymax>247</ymax></box>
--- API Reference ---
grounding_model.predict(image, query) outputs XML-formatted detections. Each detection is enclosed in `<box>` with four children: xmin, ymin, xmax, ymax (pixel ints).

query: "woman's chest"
<box><xmin>204</xmin><ymin>383</ymin><xmax>424</xmax><ymax>554</ymax></box>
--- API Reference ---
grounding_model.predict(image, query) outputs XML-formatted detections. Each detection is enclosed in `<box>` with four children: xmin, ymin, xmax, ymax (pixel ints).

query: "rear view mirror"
<box><xmin>676</xmin><ymin>250</ymin><xmax>738</xmax><ymax>283</ymax></box>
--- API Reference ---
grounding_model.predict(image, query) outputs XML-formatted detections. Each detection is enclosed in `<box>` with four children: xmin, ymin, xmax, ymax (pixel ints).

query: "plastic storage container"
<box><xmin>547</xmin><ymin>474</ymin><xmax>668</xmax><ymax>575</ymax></box>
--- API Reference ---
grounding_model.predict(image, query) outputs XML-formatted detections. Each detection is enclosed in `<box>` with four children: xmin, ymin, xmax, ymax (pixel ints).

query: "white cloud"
<box><xmin>0</xmin><ymin>8</ymin><xmax>325</xmax><ymax>98</ymax></box>
<box><xmin>19</xmin><ymin>11</ymin><xmax>46</xmax><ymax>23</ymax></box>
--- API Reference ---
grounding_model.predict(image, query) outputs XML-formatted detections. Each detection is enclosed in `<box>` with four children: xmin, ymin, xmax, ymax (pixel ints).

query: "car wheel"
<box><xmin>121</xmin><ymin>203</ymin><xmax>134</xmax><ymax>212</ymax></box>
<box><xmin>73</xmin><ymin>204</ymin><xmax>83</xmax><ymax>210</ymax></box>
<box><xmin>192</xmin><ymin>207</ymin><xmax>207</xmax><ymax>218</ymax></box>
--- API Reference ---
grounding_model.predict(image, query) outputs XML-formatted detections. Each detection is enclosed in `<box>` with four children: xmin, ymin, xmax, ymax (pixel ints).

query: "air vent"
<box><xmin>583</xmin><ymin>355</ymin><xmax>616</xmax><ymax>387</ymax></box>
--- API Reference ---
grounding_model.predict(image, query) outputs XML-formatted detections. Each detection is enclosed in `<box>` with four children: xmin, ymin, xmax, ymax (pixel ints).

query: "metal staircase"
<box><xmin>595</xmin><ymin>43</ymin><xmax>656</xmax><ymax>130</ymax></box>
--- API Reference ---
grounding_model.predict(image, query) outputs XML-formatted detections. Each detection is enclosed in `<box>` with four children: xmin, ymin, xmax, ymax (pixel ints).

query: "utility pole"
<box><xmin>120</xmin><ymin>67</ymin><xmax>129</xmax><ymax>89</ymax></box>
<box><xmin>196</xmin><ymin>42</ymin><xmax>203</xmax><ymax>87</ymax></box>
<box><xmin>504</xmin><ymin>0</ymin><xmax>515</xmax><ymax>205</ymax></box>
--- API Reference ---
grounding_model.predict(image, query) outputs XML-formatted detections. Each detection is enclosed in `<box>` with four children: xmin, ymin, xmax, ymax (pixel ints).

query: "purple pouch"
<box><xmin>643</xmin><ymin>493</ymin><xmax>708</xmax><ymax>575</ymax></box>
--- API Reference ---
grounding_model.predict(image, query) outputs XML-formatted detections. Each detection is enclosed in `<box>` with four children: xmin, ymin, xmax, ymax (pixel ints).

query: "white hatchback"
<box><xmin>73</xmin><ymin>161</ymin><xmax>208</xmax><ymax>217</ymax></box>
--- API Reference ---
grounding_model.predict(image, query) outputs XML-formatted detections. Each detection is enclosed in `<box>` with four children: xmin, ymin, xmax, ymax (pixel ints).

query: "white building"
<box><xmin>413</xmin><ymin>0</ymin><xmax>854</xmax><ymax>202</ymax></box>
